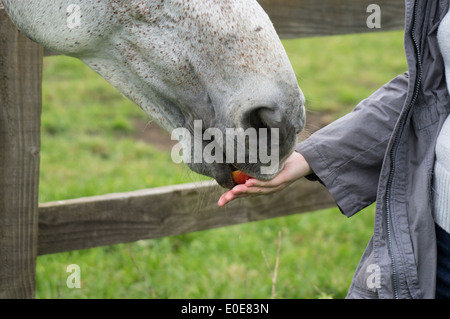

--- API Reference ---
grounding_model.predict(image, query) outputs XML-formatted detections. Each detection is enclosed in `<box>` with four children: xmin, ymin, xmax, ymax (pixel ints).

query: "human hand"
<box><xmin>217</xmin><ymin>151</ymin><xmax>313</xmax><ymax>207</ymax></box>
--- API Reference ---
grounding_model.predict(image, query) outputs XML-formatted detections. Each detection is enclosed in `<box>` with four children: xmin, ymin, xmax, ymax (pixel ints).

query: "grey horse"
<box><xmin>3</xmin><ymin>0</ymin><xmax>305</xmax><ymax>188</ymax></box>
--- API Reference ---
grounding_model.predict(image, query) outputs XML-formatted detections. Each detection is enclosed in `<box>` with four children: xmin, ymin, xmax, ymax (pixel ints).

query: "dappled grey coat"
<box><xmin>296</xmin><ymin>0</ymin><xmax>450</xmax><ymax>299</ymax></box>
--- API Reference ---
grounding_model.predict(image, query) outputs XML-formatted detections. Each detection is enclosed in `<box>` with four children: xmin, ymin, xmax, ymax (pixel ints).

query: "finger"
<box><xmin>218</xmin><ymin>185</ymin><xmax>261</xmax><ymax>207</ymax></box>
<box><xmin>245</xmin><ymin>175</ymin><xmax>288</xmax><ymax>188</ymax></box>
<box><xmin>218</xmin><ymin>190</ymin><xmax>239</xmax><ymax>207</ymax></box>
<box><xmin>218</xmin><ymin>183</ymin><xmax>284</xmax><ymax>207</ymax></box>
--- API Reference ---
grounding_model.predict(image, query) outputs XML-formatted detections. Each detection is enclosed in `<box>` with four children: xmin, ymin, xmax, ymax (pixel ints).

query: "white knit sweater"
<box><xmin>434</xmin><ymin>9</ymin><xmax>450</xmax><ymax>234</ymax></box>
<box><xmin>433</xmin><ymin>117</ymin><xmax>450</xmax><ymax>233</ymax></box>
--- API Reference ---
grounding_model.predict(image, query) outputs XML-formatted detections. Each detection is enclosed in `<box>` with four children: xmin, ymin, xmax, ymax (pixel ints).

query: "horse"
<box><xmin>2</xmin><ymin>0</ymin><xmax>305</xmax><ymax>188</ymax></box>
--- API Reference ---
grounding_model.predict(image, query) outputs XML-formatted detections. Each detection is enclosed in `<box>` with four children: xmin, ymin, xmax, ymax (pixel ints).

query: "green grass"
<box><xmin>284</xmin><ymin>31</ymin><xmax>407</xmax><ymax>117</ymax></box>
<box><xmin>35</xmin><ymin>30</ymin><xmax>407</xmax><ymax>299</ymax></box>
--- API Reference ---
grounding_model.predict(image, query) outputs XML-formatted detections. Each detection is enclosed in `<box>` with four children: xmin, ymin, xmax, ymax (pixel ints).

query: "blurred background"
<box><xmin>36</xmin><ymin>30</ymin><xmax>407</xmax><ymax>299</ymax></box>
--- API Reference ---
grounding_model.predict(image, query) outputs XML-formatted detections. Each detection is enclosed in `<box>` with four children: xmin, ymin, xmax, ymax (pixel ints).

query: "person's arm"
<box><xmin>218</xmin><ymin>73</ymin><xmax>410</xmax><ymax>214</ymax></box>
<box><xmin>298</xmin><ymin>73</ymin><xmax>409</xmax><ymax>217</ymax></box>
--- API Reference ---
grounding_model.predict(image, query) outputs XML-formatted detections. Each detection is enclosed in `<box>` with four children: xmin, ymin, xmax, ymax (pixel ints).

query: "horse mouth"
<box><xmin>210</xmin><ymin>164</ymin><xmax>235</xmax><ymax>189</ymax></box>
<box><xmin>213</xmin><ymin>162</ymin><xmax>277</xmax><ymax>189</ymax></box>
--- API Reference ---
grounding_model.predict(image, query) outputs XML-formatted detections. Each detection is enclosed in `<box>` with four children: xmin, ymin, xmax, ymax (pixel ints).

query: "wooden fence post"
<box><xmin>0</xmin><ymin>9</ymin><xmax>42</xmax><ymax>298</ymax></box>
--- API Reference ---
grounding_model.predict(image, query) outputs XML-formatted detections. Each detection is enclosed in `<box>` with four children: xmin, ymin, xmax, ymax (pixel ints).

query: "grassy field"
<box><xmin>36</xmin><ymin>30</ymin><xmax>407</xmax><ymax>299</ymax></box>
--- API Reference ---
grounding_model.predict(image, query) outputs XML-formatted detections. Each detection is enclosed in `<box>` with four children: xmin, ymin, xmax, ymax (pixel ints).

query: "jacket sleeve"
<box><xmin>296</xmin><ymin>73</ymin><xmax>409</xmax><ymax>217</ymax></box>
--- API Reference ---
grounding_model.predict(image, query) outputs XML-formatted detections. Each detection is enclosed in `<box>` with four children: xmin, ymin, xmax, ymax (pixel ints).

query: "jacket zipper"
<box><xmin>385</xmin><ymin>0</ymin><xmax>422</xmax><ymax>299</ymax></box>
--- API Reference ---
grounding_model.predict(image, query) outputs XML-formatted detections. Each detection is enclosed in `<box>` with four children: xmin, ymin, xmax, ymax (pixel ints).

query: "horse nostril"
<box><xmin>247</xmin><ymin>108</ymin><xmax>268</xmax><ymax>131</ymax></box>
<box><xmin>243</xmin><ymin>107</ymin><xmax>286</xmax><ymax>138</ymax></box>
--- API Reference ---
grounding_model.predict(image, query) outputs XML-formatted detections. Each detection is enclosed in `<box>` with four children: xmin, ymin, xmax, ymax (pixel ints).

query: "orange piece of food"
<box><xmin>232</xmin><ymin>170</ymin><xmax>252</xmax><ymax>184</ymax></box>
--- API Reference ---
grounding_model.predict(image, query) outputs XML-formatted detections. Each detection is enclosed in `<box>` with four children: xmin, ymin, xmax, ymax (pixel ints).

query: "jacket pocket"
<box><xmin>412</xmin><ymin>104</ymin><xmax>440</xmax><ymax>131</ymax></box>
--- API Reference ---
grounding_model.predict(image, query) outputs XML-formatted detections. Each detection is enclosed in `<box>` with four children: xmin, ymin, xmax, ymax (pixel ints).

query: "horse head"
<box><xmin>3</xmin><ymin>0</ymin><xmax>305</xmax><ymax>188</ymax></box>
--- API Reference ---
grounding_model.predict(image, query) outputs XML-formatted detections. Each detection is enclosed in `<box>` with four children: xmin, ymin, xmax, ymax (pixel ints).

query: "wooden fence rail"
<box><xmin>38</xmin><ymin>180</ymin><xmax>334</xmax><ymax>256</ymax></box>
<box><xmin>0</xmin><ymin>0</ymin><xmax>405</xmax><ymax>298</ymax></box>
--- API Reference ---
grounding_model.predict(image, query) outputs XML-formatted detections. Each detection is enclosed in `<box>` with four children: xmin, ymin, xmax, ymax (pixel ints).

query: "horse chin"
<box><xmin>187</xmin><ymin>162</ymin><xmax>235</xmax><ymax>189</ymax></box>
<box><xmin>215</xmin><ymin>168</ymin><xmax>237</xmax><ymax>189</ymax></box>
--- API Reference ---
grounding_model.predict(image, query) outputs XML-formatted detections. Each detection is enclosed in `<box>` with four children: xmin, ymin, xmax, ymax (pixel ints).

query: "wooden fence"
<box><xmin>0</xmin><ymin>0</ymin><xmax>405</xmax><ymax>298</ymax></box>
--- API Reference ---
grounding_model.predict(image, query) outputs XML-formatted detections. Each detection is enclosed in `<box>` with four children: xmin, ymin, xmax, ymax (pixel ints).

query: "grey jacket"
<box><xmin>296</xmin><ymin>0</ymin><xmax>450</xmax><ymax>299</ymax></box>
